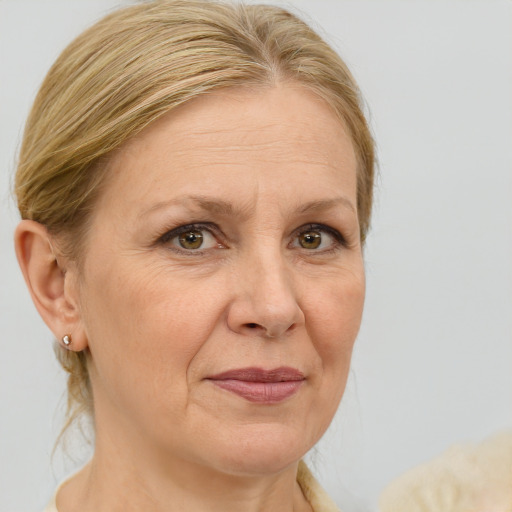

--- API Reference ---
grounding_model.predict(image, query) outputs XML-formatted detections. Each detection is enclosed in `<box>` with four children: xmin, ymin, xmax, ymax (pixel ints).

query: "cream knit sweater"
<box><xmin>43</xmin><ymin>460</ymin><xmax>341</xmax><ymax>512</ymax></box>
<box><xmin>380</xmin><ymin>431</ymin><xmax>512</xmax><ymax>512</ymax></box>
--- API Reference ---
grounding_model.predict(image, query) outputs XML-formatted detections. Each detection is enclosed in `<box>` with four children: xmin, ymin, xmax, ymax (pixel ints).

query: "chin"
<box><xmin>204</xmin><ymin>423</ymin><xmax>316</xmax><ymax>477</ymax></box>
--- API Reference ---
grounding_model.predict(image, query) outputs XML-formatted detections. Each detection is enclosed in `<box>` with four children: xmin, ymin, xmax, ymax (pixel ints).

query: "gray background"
<box><xmin>1</xmin><ymin>1</ymin><xmax>511</xmax><ymax>511</ymax></box>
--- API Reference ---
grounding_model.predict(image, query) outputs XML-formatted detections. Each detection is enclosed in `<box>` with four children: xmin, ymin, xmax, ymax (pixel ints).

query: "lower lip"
<box><xmin>210</xmin><ymin>379</ymin><xmax>303</xmax><ymax>403</ymax></box>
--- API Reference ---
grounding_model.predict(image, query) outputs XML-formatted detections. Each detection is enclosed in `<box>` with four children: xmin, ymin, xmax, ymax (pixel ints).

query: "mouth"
<box><xmin>206</xmin><ymin>367</ymin><xmax>305</xmax><ymax>403</ymax></box>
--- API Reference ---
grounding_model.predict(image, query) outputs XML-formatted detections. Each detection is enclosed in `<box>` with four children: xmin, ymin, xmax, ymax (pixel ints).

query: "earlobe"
<box><xmin>14</xmin><ymin>220</ymin><xmax>88</xmax><ymax>351</ymax></box>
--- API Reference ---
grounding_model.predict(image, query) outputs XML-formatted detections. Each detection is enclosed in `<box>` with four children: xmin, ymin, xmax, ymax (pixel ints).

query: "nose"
<box><xmin>226</xmin><ymin>250</ymin><xmax>305</xmax><ymax>339</ymax></box>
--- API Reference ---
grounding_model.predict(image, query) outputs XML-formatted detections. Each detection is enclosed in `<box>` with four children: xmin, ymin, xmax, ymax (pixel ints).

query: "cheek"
<box><xmin>299</xmin><ymin>270</ymin><xmax>365</xmax><ymax>441</ymax></box>
<box><xmin>80</xmin><ymin>260</ymin><xmax>226</xmax><ymax>409</ymax></box>
<box><xmin>308</xmin><ymin>269</ymin><xmax>365</xmax><ymax>361</ymax></box>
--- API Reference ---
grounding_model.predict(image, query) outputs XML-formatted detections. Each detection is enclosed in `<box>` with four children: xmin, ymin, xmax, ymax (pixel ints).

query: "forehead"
<box><xmin>98</xmin><ymin>83</ymin><xmax>357</xmax><ymax>214</ymax></box>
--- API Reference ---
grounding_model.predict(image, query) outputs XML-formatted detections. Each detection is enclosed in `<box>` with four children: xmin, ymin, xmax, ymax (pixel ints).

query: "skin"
<box><xmin>15</xmin><ymin>83</ymin><xmax>365</xmax><ymax>512</ymax></box>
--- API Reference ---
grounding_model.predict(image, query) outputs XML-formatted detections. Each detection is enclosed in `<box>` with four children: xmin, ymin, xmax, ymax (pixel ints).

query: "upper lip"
<box><xmin>207</xmin><ymin>367</ymin><xmax>305</xmax><ymax>382</ymax></box>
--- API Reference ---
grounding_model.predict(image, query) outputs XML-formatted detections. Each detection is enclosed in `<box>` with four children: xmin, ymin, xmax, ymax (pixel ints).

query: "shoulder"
<box><xmin>298</xmin><ymin>460</ymin><xmax>342</xmax><ymax>512</ymax></box>
<box><xmin>379</xmin><ymin>430</ymin><xmax>512</xmax><ymax>512</ymax></box>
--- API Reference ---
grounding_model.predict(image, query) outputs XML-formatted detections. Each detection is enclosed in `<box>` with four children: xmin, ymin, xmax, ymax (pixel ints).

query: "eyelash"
<box><xmin>156</xmin><ymin>222</ymin><xmax>347</xmax><ymax>254</ymax></box>
<box><xmin>157</xmin><ymin>222</ymin><xmax>222</xmax><ymax>254</ymax></box>
<box><xmin>296</xmin><ymin>223</ymin><xmax>348</xmax><ymax>252</ymax></box>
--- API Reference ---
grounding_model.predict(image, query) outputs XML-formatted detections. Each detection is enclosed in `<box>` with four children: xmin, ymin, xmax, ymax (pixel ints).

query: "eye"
<box><xmin>293</xmin><ymin>224</ymin><xmax>345</xmax><ymax>252</ymax></box>
<box><xmin>159</xmin><ymin>224</ymin><xmax>221</xmax><ymax>252</ymax></box>
<box><xmin>298</xmin><ymin>231</ymin><xmax>322</xmax><ymax>249</ymax></box>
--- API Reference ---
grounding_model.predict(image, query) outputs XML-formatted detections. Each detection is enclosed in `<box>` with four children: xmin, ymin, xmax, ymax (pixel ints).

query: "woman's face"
<box><xmin>76</xmin><ymin>84</ymin><xmax>365</xmax><ymax>475</ymax></box>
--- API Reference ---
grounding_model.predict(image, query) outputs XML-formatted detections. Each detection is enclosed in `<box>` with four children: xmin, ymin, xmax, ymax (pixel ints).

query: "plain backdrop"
<box><xmin>1</xmin><ymin>1</ymin><xmax>511</xmax><ymax>511</ymax></box>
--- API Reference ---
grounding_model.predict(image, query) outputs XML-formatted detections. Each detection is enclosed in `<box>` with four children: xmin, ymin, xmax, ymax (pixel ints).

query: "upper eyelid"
<box><xmin>158</xmin><ymin>222</ymin><xmax>220</xmax><ymax>242</ymax></box>
<box><xmin>293</xmin><ymin>223</ymin><xmax>346</xmax><ymax>243</ymax></box>
<box><xmin>157</xmin><ymin>223</ymin><xmax>223</xmax><ymax>255</ymax></box>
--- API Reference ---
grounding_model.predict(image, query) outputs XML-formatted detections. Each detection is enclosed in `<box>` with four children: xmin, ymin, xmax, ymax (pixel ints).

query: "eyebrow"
<box><xmin>140</xmin><ymin>194</ymin><xmax>356</xmax><ymax>219</ymax></box>
<box><xmin>296</xmin><ymin>197</ymin><xmax>356</xmax><ymax>215</ymax></box>
<box><xmin>140</xmin><ymin>195</ymin><xmax>245</xmax><ymax>219</ymax></box>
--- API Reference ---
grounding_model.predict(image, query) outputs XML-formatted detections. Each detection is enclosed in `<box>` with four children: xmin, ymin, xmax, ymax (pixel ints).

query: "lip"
<box><xmin>207</xmin><ymin>367</ymin><xmax>305</xmax><ymax>404</ymax></box>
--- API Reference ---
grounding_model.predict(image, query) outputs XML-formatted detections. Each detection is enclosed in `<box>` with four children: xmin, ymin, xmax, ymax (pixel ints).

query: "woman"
<box><xmin>13</xmin><ymin>1</ymin><xmax>374</xmax><ymax>510</ymax></box>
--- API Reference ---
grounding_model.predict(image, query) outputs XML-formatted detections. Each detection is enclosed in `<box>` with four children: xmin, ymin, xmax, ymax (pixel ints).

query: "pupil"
<box><xmin>179</xmin><ymin>230</ymin><xmax>203</xmax><ymax>249</ymax></box>
<box><xmin>301</xmin><ymin>231</ymin><xmax>321</xmax><ymax>249</ymax></box>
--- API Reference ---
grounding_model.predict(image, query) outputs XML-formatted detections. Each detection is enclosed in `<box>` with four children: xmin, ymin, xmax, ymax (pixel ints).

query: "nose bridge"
<box><xmin>251</xmin><ymin>244</ymin><xmax>294</xmax><ymax>310</ymax></box>
<box><xmin>229</xmin><ymin>237</ymin><xmax>304</xmax><ymax>337</ymax></box>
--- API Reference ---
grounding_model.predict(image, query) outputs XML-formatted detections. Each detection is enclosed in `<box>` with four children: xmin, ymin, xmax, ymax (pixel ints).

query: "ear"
<box><xmin>14</xmin><ymin>220</ymin><xmax>88</xmax><ymax>351</ymax></box>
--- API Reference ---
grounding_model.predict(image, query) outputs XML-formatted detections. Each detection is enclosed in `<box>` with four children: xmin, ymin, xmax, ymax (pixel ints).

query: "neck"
<box><xmin>57</xmin><ymin>435</ymin><xmax>312</xmax><ymax>512</ymax></box>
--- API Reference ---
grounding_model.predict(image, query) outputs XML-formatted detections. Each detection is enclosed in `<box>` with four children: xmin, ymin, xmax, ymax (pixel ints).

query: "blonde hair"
<box><xmin>15</xmin><ymin>0</ymin><xmax>375</xmax><ymax>435</ymax></box>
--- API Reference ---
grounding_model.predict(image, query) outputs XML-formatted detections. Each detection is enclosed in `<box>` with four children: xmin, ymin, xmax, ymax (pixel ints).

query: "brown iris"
<box><xmin>178</xmin><ymin>230</ymin><xmax>204</xmax><ymax>249</ymax></box>
<box><xmin>299</xmin><ymin>231</ymin><xmax>321</xmax><ymax>249</ymax></box>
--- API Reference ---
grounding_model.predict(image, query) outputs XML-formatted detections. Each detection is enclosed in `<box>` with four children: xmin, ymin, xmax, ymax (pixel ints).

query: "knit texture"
<box><xmin>379</xmin><ymin>431</ymin><xmax>512</xmax><ymax>512</ymax></box>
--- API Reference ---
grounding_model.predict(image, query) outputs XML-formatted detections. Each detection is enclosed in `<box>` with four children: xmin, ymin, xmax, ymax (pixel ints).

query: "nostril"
<box><xmin>247</xmin><ymin>323</ymin><xmax>259</xmax><ymax>329</ymax></box>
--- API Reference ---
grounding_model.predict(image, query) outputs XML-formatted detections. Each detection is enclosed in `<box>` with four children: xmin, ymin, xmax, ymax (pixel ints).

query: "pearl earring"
<box><xmin>62</xmin><ymin>334</ymin><xmax>72</xmax><ymax>347</ymax></box>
